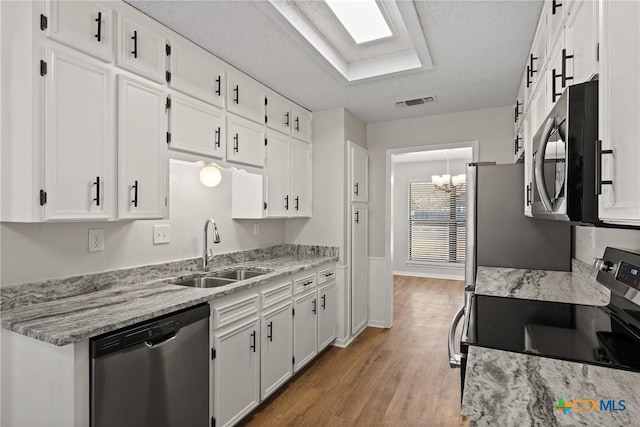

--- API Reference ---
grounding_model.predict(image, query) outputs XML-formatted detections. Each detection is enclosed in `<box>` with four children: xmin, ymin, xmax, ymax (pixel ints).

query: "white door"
<box><xmin>213</xmin><ymin>317</ymin><xmax>260</xmax><ymax>427</ymax></box>
<box><xmin>293</xmin><ymin>291</ymin><xmax>317</xmax><ymax>372</ymax></box>
<box><xmin>227</xmin><ymin>114</ymin><xmax>265</xmax><ymax>167</ymax></box>
<box><xmin>266</xmin><ymin>93</ymin><xmax>291</xmax><ymax>135</ymax></box>
<box><xmin>43</xmin><ymin>46</ymin><xmax>114</xmax><ymax>221</ymax></box>
<box><xmin>598</xmin><ymin>0</ymin><xmax>640</xmax><ymax>226</ymax></box>
<box><xmin>260</xmin><ymin>303</ymin><xmax>293</xmax><ymax>400</ymax></box>
<box><xmin>227</xmin><ymin>72</ymin><xmax>265</xmax><ymax>124</ymax></box>
<box><xmin>45</xmin><ymin>0</ymin><xmax>113</xmax><ymax>62</ymax></box>
<box><xmin>351</xmin><ymin>204</ymin><xmax>368</xmax><ymax>335</ymax></box>
<box><xmin>168</xmin><ymin>91</ymin><xmax>225</xmax><ymax>159</ymax></box>
<box><xmin>290</xmin><ymin>140</ymin><xmax>312</xmax><ymax>217</ymax></box>
<box><xmin>169</xmin><ymin>40</ymin><xmax>225</xmax><ymax>108</ymax></box>
<box><xmin>117</xmin><ymin>14</ymin><xmax>166</xmax><ymax>84</ymax></box>
<box><xmin>350</xmin><ymin>143</ymin><xmax>369</xmax><ymax>203</ymax></box>
<box><xmin>291</xmin><ymin>106</ymin><xmax>311</xmax><ymax>143</ymax></box>
<box><xmin>566</xmin><ymin>0</ymin><xmax>598</xmax><ymax>85</ymax></box>
<box><xmin>117</xmin><ymin>75</ymin><xmax>166</xmax><ymax>219</ymax></box>
<box><xmin>317</xmin><ymin>282</ymin><xmax>336</xmax><ymax>351</ymax></box>
<box><xmin>265</xmin><ymin>132</ymin><xmax>290</xmax><ymax>218</ymax></box>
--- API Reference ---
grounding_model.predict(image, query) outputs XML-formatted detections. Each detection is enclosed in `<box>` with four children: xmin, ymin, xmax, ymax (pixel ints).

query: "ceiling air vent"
<box><xmin>395</xmin><ymin>96</ymin><xmax>436</xmax><ymax>107</ymax></box>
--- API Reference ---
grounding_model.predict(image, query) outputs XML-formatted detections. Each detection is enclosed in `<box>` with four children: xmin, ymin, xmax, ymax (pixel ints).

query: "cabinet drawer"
<box><xmin>317</xmin><ymin>267</ymin><xmax>336</xmax><ymax>285</ymax></box>
<box><xmin>211</xmin><ymin>293</ymin><xmax>259</xmax><ymax>329</ymax></box>
<box><xmin>294</xmin><ymin>273</ymin><xmax>317</xmax><ymax>295</ymax></box>
<box><xmin>260</xmin><ymin>281</ymin><xmax>292</xmax><ymax>310</ymax></box>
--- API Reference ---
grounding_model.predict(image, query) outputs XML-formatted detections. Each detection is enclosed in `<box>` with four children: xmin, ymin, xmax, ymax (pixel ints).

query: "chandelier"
<box><xmin>431</xmin><ymin>150</ymin><xmax>466</xmax><ymax>192</ymax></box>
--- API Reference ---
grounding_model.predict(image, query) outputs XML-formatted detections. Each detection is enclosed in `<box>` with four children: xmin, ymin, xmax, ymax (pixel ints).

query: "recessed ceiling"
<box><xmin>126</xmin><ymin>0</ymin><xmax>543</xmax><ymax>123</ymax></box>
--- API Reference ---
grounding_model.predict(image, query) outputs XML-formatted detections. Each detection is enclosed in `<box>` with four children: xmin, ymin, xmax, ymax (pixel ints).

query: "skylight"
<box><xmin>325</xmin><ymin>0</ymin><xmax>392</xmax><ymax>44</ymax></box>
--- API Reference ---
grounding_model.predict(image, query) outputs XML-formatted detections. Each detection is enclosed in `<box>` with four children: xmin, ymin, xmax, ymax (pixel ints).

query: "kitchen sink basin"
<box><xmin>213</xmin><ymin>268</ymin><xmax>272</xmax><ymax>280</ymax></box>
<box><xmin>173</xmin><ymin>277</ymin><xmax>236</xmax><ymax>288</ymax></box>
<box><xmin>171</xmin><ymin>268</ymin><xmax>272</xmax><ymax>288</ymax></box>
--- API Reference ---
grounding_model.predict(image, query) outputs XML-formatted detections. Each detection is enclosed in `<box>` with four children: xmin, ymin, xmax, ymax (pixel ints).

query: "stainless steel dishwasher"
<box><xmin>90</xmin><ymin>303</ymin><xmax>210</xmax><ymax>427</ymax></box>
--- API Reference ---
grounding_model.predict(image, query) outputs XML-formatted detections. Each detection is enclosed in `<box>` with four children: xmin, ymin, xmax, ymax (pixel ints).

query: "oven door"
<box><xmin>531</xmin><ymin>114</ymin><xmax>568</xmax><ymax>220</ymax></box>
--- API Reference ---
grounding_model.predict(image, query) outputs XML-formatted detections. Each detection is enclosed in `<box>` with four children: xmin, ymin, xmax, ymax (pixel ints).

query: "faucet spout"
<box><xmin>203</xmin><ymin>218</ymin><xmax>221</xmax><ymax>270</ymax></box>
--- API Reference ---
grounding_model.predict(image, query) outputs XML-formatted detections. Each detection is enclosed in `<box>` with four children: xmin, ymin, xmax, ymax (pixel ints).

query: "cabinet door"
<box><xmin>44</xmin><ymin>46</ymin><xmax>114</xmax><ymax>221</ymax></box>
<box><xmin>598</xmin><ymin>0</ymin><xmax>640</xmax><ymax>225</ymax></box>
<box><xmin>117</xmin><ymin>14</ymin><xmax>166</xmax><ymax>84</ymax></box>
<box><xmin>213</xmin><ymin>317</ymin><xmax>260</xmax><ymax>427</ymax></box>
<box><xmin>529</xmin><ymin>16</ymin><xmax>547</xmax><ymax>90</ymax></box>
<box><xmin>45</xmin><ymin>0</ymin><xmax>113</xmax><ymax>62</ymax></box>
<box><xmin>293</xmin><ymin>291</ymin><xmax>317</xmax><ymax>372</ymax></box>
<box><xmin>290</xmin><ymin>140</ymin><xmax>312</xmax><ymax>217</ymax></box>
<box><xmin>291</xmin><ymin>106</ymin><xmax>311</xmax><ymax>143</ymax></box>
<box><xmin>227</xmin><ymin>114</ymin><xmax>265</xmax><ymax>167</ymax></box>
<box><xmin>547</xmin><ymin>40</ymin><xmax>565</xmax><ymax>110</ymax></box>
<box><xmin>266</xmin><ymin>93</ymin><xmax>291</xmax><ymax>135</ymax></box>
<box><xmin>350</xmin><ymin>143</ymin><xmax>368</xmax><ymax>203</ymax></box>
<box><xmin>261</xmin><ymin>303</ymin><xmax>293</xmax><ymax>400</ymax></box>
<box><xmin>318</xmin><ymin>283</ymin><xmax>336</xmax><ymax>351</ymax></box>
<box><xmin>546</xmin><ymin>0</ymin><xmax>566</xmax><ymax>50</ymax></box>
<box><xmin>566</xmin><ymin>0</ymin><xmax>598</xmax><ymax>86</ymax></box>
<box><xmin>351</xmin><ymin>204</ymin><xmax>368</xmax><ymax>335</ymax></box>
<box><xmin>168</xmin><ymin>92</ymin><xmax>225</xmax><ymax>159</ymax></box>
<box><xmin>523</xmin><ymin>113</ymin><xmax>534</xmax><ymax>217</ymax></box>
<box><xmin>227</xmin><ymin>72</ymin><xmax>265</xmax><ymax>124</ymax></box>
<box><xmin>530</xmin><ymin>73</ymin><xmax>548</xmax><ymax>136</ymax></box>
<box><xmin>169</xmin><ymin>40</ymin><xmax>225</xmax><ymax>108</ymax></box>
<box><xmin>265</xmin><ymin>132</ymin><xmax>290</xmax><ymax>217</ymax></box>
<box><xmin>117</xmin><ymin>75</ymin><xmax>166</xmax><ymax>219</ymax></box>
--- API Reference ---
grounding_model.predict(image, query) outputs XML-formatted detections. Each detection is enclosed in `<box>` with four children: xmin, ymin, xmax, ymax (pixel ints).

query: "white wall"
<box><xmin>1</xmin><ymin>160</ymin><xmax>286</xmax><ymax>286</ymax></box>
<box><xmin>366</xmin><ymin>106</ymin><xmax>514</xmax><ymax>257</ymax></box>
<box><xmin>392</xmin><ymin>159</ymin><xmax>467</xmax><ymax>279</ymax></box>
<box><xmin>574</xmin><ymin>226</ymin><xmax>640</xmax><ymax>264</ymax></box>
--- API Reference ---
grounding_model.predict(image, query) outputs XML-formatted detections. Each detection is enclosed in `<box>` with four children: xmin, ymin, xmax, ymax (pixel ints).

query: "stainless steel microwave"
<box><xmin>531</xmin><ymin>80</ymin><xmax>599</xmax><ymax>223</ymax></box>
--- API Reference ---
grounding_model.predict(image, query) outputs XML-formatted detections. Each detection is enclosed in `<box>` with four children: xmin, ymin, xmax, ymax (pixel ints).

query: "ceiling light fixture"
<box><xmin>325</xmin><ymin>0</ymin><xmax>392</xmax><ymax>44</ymax></box>
<box><xmin>199</xmin><ymin>163</ymin><xmax>222</xmax><ymax>187</ymax></box>
<box><xmin>432</xmin><ymin>150</ymin><xmax>465</xmax><ymax>193</ymax></box>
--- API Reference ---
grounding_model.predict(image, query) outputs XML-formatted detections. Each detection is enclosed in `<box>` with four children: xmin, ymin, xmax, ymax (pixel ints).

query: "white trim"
<box><xmin>331</xmin><ymin>324</ymin><xmax>366</xmax><ymax>348</ymax></box>
<box><xmin>393</xmin><ymin>271</ymin><xmax>464</xmax><ymax>281</ymax></box>
<box><xmin>367</xmin><ymin>320</ymin><xmax>386</xmax><ymax>328</ymax></box>
<box><xmin>405</xmin><ymin>260</ymin><xmax>464</xmax><ymax>269</ymax></box>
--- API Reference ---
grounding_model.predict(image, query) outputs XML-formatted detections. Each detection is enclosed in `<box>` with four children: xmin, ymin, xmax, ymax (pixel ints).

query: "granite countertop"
<box><xmin>462</xmin><ymin>346</ymin><xmax>638</xmax><ymax>426</ymax></box>
<box><xmin>475</xmin><ymin>260</ymin><xmax>611</xmax><ymax>306</ymax></box>
<box><xmin>1</xmin><ymin>248</ymin><xmax>337</xmax><ymax>346</ymax></box>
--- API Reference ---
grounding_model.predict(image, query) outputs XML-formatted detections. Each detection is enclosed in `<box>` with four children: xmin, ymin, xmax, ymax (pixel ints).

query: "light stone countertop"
<box><xmin>1</xmin><ymin>252</ymin><xmax>337</xmax><ymax>346</ymax></box>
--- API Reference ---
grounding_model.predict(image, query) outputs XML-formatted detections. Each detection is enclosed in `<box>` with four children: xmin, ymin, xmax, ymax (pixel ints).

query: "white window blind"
<box><xmin>409</xmin><ymin>181</ymin><xmax>466</xmax><ymax>263</ymax></box>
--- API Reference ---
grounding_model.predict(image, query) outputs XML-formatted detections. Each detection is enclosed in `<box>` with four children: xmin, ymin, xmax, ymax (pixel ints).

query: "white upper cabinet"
<box><xmin>168</xmin><ymin>39</ymin><xmax>225</xmax><ymax>108</ymax></box>
<box><xmin>265</xmin><ymin>92</ymin><xmax>291</xmax><ymax>135</ymax></box>
<box><xmin>529</xmin><ymin>15</ymin><xmax>547</xmax><ymax>91</ymax></box>
<box><xmin>227</xmin><ymin>71</ymin><xmax>265</xmax><ymax>124</ymax></box>
<box><xmin>547</xmin><ymin>37</ymin><xmax>566</xmax><ymax>109</ymax></box>
<box><xmin>598</xmin><ymin>0</ymin><xmax>640</xmax><ymax>226</ymax></box>
<box><xmin>265</xmin><ymin>131</ymin><xmax>290</xmax><ymax>217</ymax></box>
<box><xmin>565</xmin><ymin>0</ymin><xmax>598</xmax><ymax>86</ymax></box>
<box><xmin>350</xmin><ymin>142</ymin><xmax>368</xmax><ymax>203</ymax></box>
<box><xmin>116</xmin><ymin>14</ymin><xmax>166</xmax><ymax>84</ymax></box>
<box><xmin>290</xmin><ymin>140</ymin><xmax>312</xmax><ymax>217</ymax></box>
<box><xmin>546</xmin><ymin>0</ymin><xmax>567</xmax><ymax>51</ymax></box>
<box><xmin>43</xmin><ymin>0</ymin><xmax>113</xmax><ymax>62</ymax></box>
<box><xmin>227</xmin><ymin>114</ymin><xmax>265</xmax><ymax>167</ymax></box>
<box><xmin>43</xmin><ymin>46</ymin><xmax>114</xmax><ymax>221</ymax></box>
<box><xmin>117</xmin><ymin>75</ymin><xmax>167</xmax><ymax>219</ymax></box>
<box><xmin>168</xmin><ymin>91</ymin><xmax>225</xmax><ymax>159</ymax></box>
<box><xmin>291</xmin><ymin>106</ymin><xmax>312</xmax><ymax>143</ymax></box>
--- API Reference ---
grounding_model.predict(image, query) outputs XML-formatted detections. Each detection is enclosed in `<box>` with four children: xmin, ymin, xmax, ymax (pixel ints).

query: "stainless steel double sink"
<box><xmin>172</xmin><ymin>267</ymin><xmax>272</xmax><ymax>289</ymax></box>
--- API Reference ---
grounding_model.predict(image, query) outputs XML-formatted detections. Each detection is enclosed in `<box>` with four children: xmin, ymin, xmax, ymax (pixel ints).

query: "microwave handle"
<box><xmin>534</xmin><ymin>117</ymin><xmax>556</xmax><ymax>212</ymax></box>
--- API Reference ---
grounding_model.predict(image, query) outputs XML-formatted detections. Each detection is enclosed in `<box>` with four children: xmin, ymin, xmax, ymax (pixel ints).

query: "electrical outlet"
<box><xmin>254</xmin><ymin>223</ymin><xmax>260</xmax><ymax>236</ymax></box>
<box><xmin>89</xmin><ymin>229</ymin><xmax>104</xmax><ymax>252</ymax></box>
<box><xmin>153</xmin><ymin>225</ymin><xmax>171</xmax><ymax>244</ymax></box>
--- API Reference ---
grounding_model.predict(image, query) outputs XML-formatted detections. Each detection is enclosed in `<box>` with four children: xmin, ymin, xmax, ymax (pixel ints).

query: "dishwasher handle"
<box><xmin>145</xmin><ymin>331</ymin><xmax>179</xmax><ymax>349</ymax></box>
<box><xmin>448</xmin><ymin>305</ymin><xmax>465</xmax><ymax>369</ymax></box>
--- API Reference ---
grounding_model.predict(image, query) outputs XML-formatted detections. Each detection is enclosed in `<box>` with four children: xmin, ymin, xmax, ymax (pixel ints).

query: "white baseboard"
<box><xmin>367</xmin><ymin>320</ymin><xmax>386</xmax><ymax>328</ymax></box>
<box><xmin>393</xmin><ymin>270</ymin><xmax>464</xmax><ymax>281</ymax></box>
<box><xmin>332</xmin><ymin>325</ymin><xmax>367</xmax><ymax>348</ymax></box>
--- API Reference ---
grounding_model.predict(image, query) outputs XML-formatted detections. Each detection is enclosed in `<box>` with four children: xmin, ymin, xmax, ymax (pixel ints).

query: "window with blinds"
<box><xmin>409</xmin><ymin>181</ymin><xmax>466</xmax><ymax>263</ymax></box>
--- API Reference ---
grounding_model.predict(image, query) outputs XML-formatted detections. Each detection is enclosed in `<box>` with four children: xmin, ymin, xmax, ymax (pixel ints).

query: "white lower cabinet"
<box><xmin>351</xmin><ymin>204</ymin><xmax>368</xmax><ymax>335</ymax></box>
<box><xmin>317</xmin><ymin>282</ymin><xmax>336</xmax><ymax>351</ymax></box>
<box><xmin>293</xmin><ymin>289</ymin><xmax>318</xmax><ymax>372</ymax></box>
<box><xmin>260</xmin><ymin>302</ymin><xmax>293</xmax><ymax>400</ymax></box>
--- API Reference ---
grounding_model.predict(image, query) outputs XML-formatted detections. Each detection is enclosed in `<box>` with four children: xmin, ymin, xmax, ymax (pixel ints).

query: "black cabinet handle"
<box><xmin>215</xmin><ymin>76</ymin><xmax>221</xmax><ymax>96</ymax></box>
<box><xmin>325</xmin><ymin>272</ymin><xmax>333</xmax><ymax>277</ymax></box>
<box><xmin>526</xmin><ymin>65</ymin><xmax>532</xmax><ymax>88</ymax></box>
<box><xmin>526</xmin><ymin>184</ymin><xmax>532</xmax><ymax>206</ymax></box>
<box><xmin>514</xmin><ymin>104</ymin><xmax>518</xmax><ymax>123</ymax></box>
<box><xmin>312</xmin><ymin>298</ymin><xmax>317</xmax><ymax>314</ymax></box>
<box><xmin>321</xmin><ymin>294</ymin><xmax>326</xmax><ymax>310</ymax></box>
<box><xmin>131</xmin><ymin>30</ymin><xmax>137</xmax><ymax>58</ymax></box>
<box><xmin>295</xmin><ymin>196</ymin><xmax>299</xmax><ymax>211</ymax></box>
<box><xmin>295</xmin><ymin>117</ymin><xmax>300</xmax><ymax>131</ymax></box>
<box><xmin>285</xmin><ymin>195</ymin><xmax>289</xmax><ymax>210</ymax></box>
<box><xmin>95</xmin><ymin>12</ymin><xmax>102</xmax><ymax>42</ymax></box>
<box><xmin>529</xmin><ymin>54</ymin><xmax>537</xmax><ymax>78</ymax></box>
<box><xmin>552</xmin><ymin>68</ymin><xmax>562</xmax><ymax>103</ymax></box>
<box><xmin>354</xmin><ymin>182</ymin><xmax>359</xmax><ymax>196</ymax></box>
<box><xmin>93</xmin><ymin>176</ymin><xmax>101</xmax><ymax>206</ymax></box>
<box><xmin>267</xmin><ymin>322</ymin><xmax>273</xmax><ymax>342</ymax></box>
<box><xmin>355</xmin><ymin>210</ymin><xmax>359</xmax><ymax>224</ymax></box>
<box><xmin>561</xmin><ymin>48</ymin><xmax>574</xmax><ymax>88</ymax></box>
<box><xmin>285</xmin><ymin>112</ymin><xmax>290</xmax><ymax>127</ymax></box>
<box><xmin>233</xmin><ymin>85</ymin><xmax>239</xmax><ymax>104</ymax></box>
<box><xmin>215</xmin><ymin>127</ymin><xmax>221</xmax><ymax>148</ymax></box>
<box><xmin>552</xmin><ymin>0</ymin><xmax>562</xmax><ymax>15</ymax></box>
<box><xmin>595</xmin><ymin>140</ymin><xmax>614</xmax><ymax>195</ymax></box>
<box><xmin>233</xmin><ymin>134</ymin><xmax>239</xmax><ymax>153</ymax></box>
<box><xmin>302</xmin><ymin>280</ymin><xmax>312</xmax><ymax>286</ymax></box>
<box><xmin>131</xmin><ymin>180</ymin><xmax>138</xmax><ymax>207</ymax></box>
<box><xmin>250</xmin><ymin>330</ymin><xmax>256</xmax><ymax>352</ymax></box>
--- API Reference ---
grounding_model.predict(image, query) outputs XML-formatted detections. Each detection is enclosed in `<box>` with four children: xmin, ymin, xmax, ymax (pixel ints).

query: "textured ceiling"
<box><xmin>126</xmin><ymin>0</ymin><xmax>543</xmax><ymax>123</ymax></box>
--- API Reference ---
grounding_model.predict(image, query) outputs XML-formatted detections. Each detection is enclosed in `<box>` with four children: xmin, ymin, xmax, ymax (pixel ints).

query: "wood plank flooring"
<box><xmin>239</xmin><ymin>276</ymin><xmax>466</xmax><ymax>427</ymax></box>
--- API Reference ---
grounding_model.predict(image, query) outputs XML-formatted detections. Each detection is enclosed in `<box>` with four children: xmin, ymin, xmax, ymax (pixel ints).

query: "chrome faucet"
<box><xmin>203</xmin><ymin>218</ymin><xmax>221</xmax><ymax>270</ymax></box>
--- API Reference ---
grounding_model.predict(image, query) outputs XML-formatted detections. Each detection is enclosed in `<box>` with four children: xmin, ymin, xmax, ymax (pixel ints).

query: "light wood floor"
<box><xmin>239</xmin><ymin>276</ymin><xmax>466</xmax><ymax>427</ymax></box>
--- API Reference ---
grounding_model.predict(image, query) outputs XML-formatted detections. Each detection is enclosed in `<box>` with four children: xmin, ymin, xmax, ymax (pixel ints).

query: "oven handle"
<box><xmin>534</xmin><ymin>117</ymin><xmax>556</xmax><ymax>212</ymax></box>
<box><xmin>448</xmin><ymin>305</ymin><xmax>465</xmax><ymax>368</ymax></box>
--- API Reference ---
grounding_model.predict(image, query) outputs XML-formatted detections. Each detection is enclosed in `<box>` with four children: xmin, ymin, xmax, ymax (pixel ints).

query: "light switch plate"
<box><xmin>153</xmin><ymin>225</ymin><xmax>171</xmax><ymax>244</ymax></box>
<box><xmin>89</xmin><ymin>229</ymin><xmax>104</xmax><ymax>252</ymax></box>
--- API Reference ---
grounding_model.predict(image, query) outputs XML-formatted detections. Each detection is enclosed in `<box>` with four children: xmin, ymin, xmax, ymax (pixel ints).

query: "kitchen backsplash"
<box><xmin>574</xmin><ymin>226</ymin><xmax>640</xmax><ymax>265</ymax></box>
